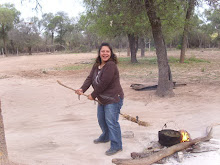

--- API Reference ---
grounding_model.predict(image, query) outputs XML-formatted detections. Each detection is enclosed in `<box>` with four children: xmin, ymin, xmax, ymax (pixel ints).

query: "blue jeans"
<box><xmin>97</xmin><ymin>97</ymin><xmax>123</xmax><ymax>150</ymax></box>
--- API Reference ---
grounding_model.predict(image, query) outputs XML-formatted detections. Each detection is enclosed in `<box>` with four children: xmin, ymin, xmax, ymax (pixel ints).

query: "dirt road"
<box><xmin>0</xmin><ymin>51</ymin><xmax>220</xmax><ymax>165</ymax></box>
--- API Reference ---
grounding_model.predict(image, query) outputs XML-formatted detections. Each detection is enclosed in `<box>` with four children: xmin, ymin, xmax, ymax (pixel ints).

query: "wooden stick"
<box><xmin>120</xmin><ymin>113</ymin><xmax>150</xmax><ymax>127</ymax></box>
<box><xmin>57</xmin><ymin>80</ymin><xmax>88</xmax><ymax>97</ymax></box>
<box><xmin>57</xmin><ymin>80</ymin><xmax>150</xmax><ymax>127</ymax></box>
<box><xmin>112</xmin><ymin>126</ymin><xmax>213</xmax><ymax>165</ymax></box>
<box><xmin>57</xmin><ymin>80</ymin><xmax>101</xmax><ymax>104</ymax></box>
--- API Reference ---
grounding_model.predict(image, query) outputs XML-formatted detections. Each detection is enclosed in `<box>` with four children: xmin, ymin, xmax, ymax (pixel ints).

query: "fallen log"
<box><xmin>112</xmin><ymin>126</ymin><xmax>213</xmax><ymax>165</ymax></box>
<box><xmin>130</xmin><ymin>146</ymin><xmax>162</xmax><ymax>159</ymax></box>
<box><xmin>130</xmin><ymin>84</ymin><xmax>157</xmax><ymax>91</ymax></box>
<box><xmin>131</xmin><ymin>152</ymin><xmax>152</xmax><ymax>159</ymax></box>
<box><xmin>130</xmin><ymin>82</ymin><xmax>186</xmax><ymax>91</ymax></box>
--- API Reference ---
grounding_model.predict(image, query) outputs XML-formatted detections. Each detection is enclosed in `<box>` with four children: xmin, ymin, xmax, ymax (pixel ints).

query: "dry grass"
<box><xmin>116</xmin><ymin>50</ymin><xmax>220</xmax><ymax>85</ymax></box>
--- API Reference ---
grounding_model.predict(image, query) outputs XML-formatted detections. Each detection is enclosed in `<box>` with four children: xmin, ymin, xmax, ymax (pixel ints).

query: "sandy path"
<box><xmin>0</xmin><ymin>52</ymin><xmax>220</xmax><ymax>165</ymax></box>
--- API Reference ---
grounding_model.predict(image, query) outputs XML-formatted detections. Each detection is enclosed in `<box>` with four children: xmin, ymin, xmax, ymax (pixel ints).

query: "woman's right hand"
<box><xmin>75</xmin><ymin>89</ymin><xmax>83</xmax><ymax>95</ymax></box>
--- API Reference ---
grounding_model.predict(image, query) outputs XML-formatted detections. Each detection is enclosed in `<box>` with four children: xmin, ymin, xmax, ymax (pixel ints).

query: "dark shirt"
<box><xmin>81</xmin><ymin>60</ymin><xmax>124</xmax><ymax>105</ymax></box>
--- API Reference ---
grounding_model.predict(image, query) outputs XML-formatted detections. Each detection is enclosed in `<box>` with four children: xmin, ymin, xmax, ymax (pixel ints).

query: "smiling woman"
<box><xmin>75</xmin><ymin>42</ymin><xmax>124</xmax><ymax>156</ymax></box>
<box><xmin>0</xmin><ymin>0</ymin><xmax>85</xmax><ymax>20</ymax></box>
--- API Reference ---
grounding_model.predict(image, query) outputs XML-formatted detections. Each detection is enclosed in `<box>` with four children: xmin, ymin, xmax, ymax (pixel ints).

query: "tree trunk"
<box><xmin>28</xmin><ymin>46</ymin><xmax>32</xmax><ymax>55</ymax></box>
<box><xmin>10</xmin><ymin>40</ymin><xmax>16</xmax><ymax>54</ymax></box>
<box><xmin>3</xmin><ymin>38</ymin><xmax>7</xmax><ymax>56</ymax></box>
<box><xmin>140</xmin><ymin>37</ymin><xmax>145</xmax><ymax>57</ymax></box>
<box><xmin>148</xmin><ymin>38</ymin><xmax>151</xmax><ymax>52</ymax></box>
<box><xmin>145</xmin><ymin>0</ymin><xmax>174</xmax><ymax>97</ymax></box>
<box><xmin>0</xmin><ymin>100</ymin><xmax>9</xmax><ymax>164</ymax></box>
<box><xmin>127</xmin><ymin>42</ymin><xmax>130</xmax><ymax>57</ymax></box>
<box><xmin>1</xmin><ymin>48</ymin><xmax>4</xmax><ymax>56</ymax></box>
<box><xmin>51</xmin><ymin>31</ymin><xmax>55</xmax><ymax>53</ymax></box>
<box><xmin>128</xmin><ymin>33</ymin><xmax>138</xmax><ymax>63</ymax></box>
<box><xmin>2</xmin><ymin>25</ymin><xmax>7</xmax><ymax>56</ymax></box>
<box><xmin>180</xmin><ymin>0</ymin><xmax>195</xmax><ymax>63</ymax></box>
<box><xmin>218</xmin><ymin>33</ymin><xmax>220</xmax><ymax>49</ymax></box>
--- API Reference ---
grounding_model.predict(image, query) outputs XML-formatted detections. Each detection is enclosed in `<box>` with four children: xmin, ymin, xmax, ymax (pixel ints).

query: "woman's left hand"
<box><xmin>88</xmin><ymin>94</ymin><xmax>94</xmax><ymax>100</ymax></box>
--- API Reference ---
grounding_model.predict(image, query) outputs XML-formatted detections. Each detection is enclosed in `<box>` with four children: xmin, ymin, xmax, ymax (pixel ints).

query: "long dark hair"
<box><xmin>95</xmin><ymin>42</ymin><xmax>118</xmax><ymax>66</ymax></box>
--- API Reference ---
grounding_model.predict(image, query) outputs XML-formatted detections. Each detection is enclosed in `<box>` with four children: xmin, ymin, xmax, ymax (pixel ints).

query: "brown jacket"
<box><xmin>81</xmin><ymin>60</ymin><xmax>124</xmax><ymax>105</ymax></box>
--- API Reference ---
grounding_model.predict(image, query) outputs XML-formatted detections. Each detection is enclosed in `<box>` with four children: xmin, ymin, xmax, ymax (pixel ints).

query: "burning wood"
<box><xmin>180</xmin><ymin>130</ymin><xmax>191</xmax><ymax>142</ymax></box>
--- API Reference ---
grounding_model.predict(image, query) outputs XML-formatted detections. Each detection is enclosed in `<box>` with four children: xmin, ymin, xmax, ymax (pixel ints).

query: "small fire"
<box><xmin>180</xmin><ymin>130</ymin><xmax>190</xmax><ymax>142</ymax></box>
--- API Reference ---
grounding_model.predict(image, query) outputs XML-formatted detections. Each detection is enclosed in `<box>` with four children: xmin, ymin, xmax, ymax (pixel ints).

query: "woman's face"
<box><xmin>100</xmin><ymin>46</ymin><xmax>111</xmax><ymax>63</ymax></box>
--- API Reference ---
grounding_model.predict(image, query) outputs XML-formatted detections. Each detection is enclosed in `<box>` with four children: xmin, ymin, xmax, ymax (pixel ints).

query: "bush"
<box><xmin>176</xmin><ymin>45</ymin><xmax>182</xmax><ymax>49</ymax></box>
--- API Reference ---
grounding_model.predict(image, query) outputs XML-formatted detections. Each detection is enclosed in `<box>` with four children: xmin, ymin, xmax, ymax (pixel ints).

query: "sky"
<box><xmin>0</xmin><ymin>0</ymin><xmax>85</xmax><ymax>20</ymax></box>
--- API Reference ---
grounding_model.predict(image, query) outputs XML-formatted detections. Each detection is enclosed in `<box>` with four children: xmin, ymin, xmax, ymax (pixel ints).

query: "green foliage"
<box><xmin>79</xmin><ymin>45</ymin><xmax>89</xmax><ymax>52</ymax></box>
<box><xmin>169</xmin><ymin>56</ymin><xmax>210</xmax><ymax>63</ymax></box>
<box><xmin>187</xmin><ymin>56</ymin><xmax>210</xmax><ymax>63</ymax></box>
<box><xmin>54</xmin><ymin>63</ymin><xmax>92</xmax><ymax>71</ymax></box>
<box><xmin>118</xmin><ymin>56</ymin><xmax>209</xmax><ymax>66</ymax></box>
<box><xmin>117</xmin><ymin>56</ymin><xmax>209</xmax><ymax>66</ymax></box>
<box><xmin>118</xmin><ymin>57</ymin><xmax>157</xmax><ymax>66</ymax></box>
<box><xmin>82</xmin><ymin>0</ymin><xmax>150</xmax><ymax>38</ymax></box>
<box><xmin>205</xmin><ymin>9</ymin><xmax>220</xmax><ymax>41</ymax></box>
<box><xmin>119</xmin><ymin>56</ymin><xmax>210</xmax><ymax>65</ymax></box>
<box><xmin>176</xmin><ymin>45</ymin><xmax>182</xmax><ymax>49</ymax></box>
<box><xmin>0</xmin><ymin>3</ymin><xmax>20</xmax><ymax>54</ymax></box>
<box><xmin>2</xmin><ymin>0</ymin><xmax>220</xmax><ymax>55</ymax></box>
<box><xmin>158</xmin><ymin>0</ymin><xmax>187</xmax><ymax>44</ymax></box>
<box><xmin>0</xmin><ymin>3</ymin><xmax>20</xmax><ymax>39</ymax></box>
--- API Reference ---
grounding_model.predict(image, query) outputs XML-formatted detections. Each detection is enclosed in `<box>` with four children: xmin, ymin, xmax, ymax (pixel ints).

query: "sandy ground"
<box><xmin>0</xmin><ymin>51</ymin><xmax>220</xmax><ymax>165</ymax></box>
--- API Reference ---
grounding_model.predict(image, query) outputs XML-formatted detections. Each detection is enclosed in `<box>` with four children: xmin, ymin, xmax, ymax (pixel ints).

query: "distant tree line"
<box><xmin>0</xmin><ymin>1</ymin><xmax>219</xmax><ymax>57</ymax></box>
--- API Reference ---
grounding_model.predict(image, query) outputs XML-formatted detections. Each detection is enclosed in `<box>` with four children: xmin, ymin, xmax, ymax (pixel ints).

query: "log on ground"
<box><xmin>112</xmin><ymin>127</ymin><xmax>212</xmax><ymax>165</ymax></box>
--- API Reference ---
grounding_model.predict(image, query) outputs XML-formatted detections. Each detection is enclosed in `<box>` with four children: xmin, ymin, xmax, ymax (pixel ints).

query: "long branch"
<box><xmin>57</xmin><ymin>80</ymin><xmax>101</xmax><ymax>104</ymax></box>
<box><xmin>57</xmin><ymin>80</ymin><xmax>150</xmax><ymax>127</ymax></box>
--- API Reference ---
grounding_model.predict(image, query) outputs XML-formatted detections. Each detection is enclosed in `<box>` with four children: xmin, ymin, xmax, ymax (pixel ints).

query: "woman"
<box><xmin>75</xmin><ymin>42</ymin><xmax>124</xmax><ymax>156</ymax></box>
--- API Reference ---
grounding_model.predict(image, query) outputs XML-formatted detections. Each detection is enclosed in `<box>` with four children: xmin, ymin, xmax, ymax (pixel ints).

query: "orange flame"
<box><xmin>180</xmin><ymin>130</ymin><xmax>190</xmax><ymax>142</ymax></box>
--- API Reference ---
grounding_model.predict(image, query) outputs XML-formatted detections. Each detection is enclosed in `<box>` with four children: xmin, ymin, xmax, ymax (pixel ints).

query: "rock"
<box><xmin>122</xmin><ymin>131</ymin><xmax>134</xmax><ymax>138</ymax></box>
